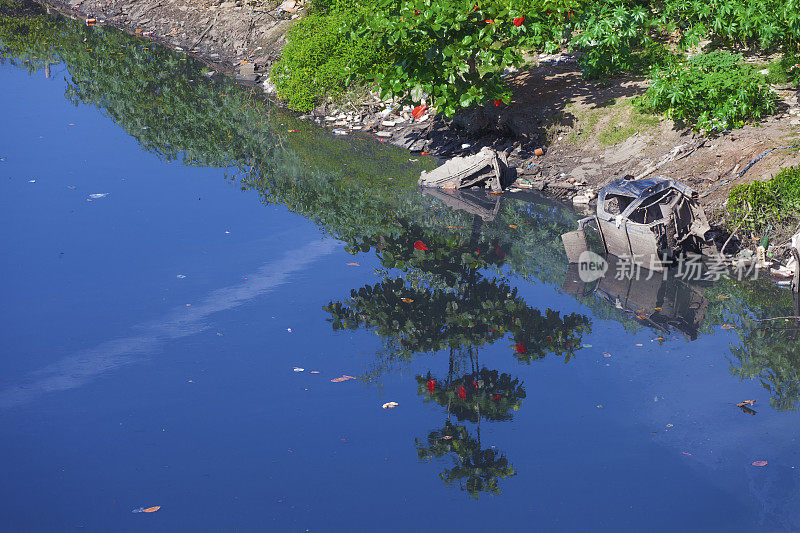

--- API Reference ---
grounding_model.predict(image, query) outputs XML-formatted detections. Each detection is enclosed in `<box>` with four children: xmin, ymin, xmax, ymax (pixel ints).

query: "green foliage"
<box><xmin>642</xmin><ymin>50</ymin><xmax>777</xmax><ymax>131</ymax></box>
<box><xmin>764</xmin><ymin>53</ymin><xmax>800</xmax><ymax>87</ymax></box>
<box><xmin>356</xmin><ymin>0</ymin><xmax>528</xmax><ymax>115</ymax></box>
<box><xmin>656</xmin><ymin>0</ymin><xmax>800</xmax><ymax>52</ymax></box>
<box><xmin>572</xmin><ymin>0</ymin><xmax>652</xmax><ymax>78</ymax></box>
<box><xmin>271</xmin><ymin>4</ymin><xmax>387</xmax><ymax>112</ymax></box>
<box><xmin>273</xmin><ymin>0</ymin><xmax>800</xmax><ymax>115</ymax></box>
<box><xmin>727</xmin><ymin>165</ymin><xmax>800</xmax><ymax>234</ymax></box>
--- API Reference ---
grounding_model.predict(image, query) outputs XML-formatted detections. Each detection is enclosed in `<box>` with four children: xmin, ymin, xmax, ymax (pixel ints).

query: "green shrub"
<box><xmin>728</xmin><ymin>165</ymin><xmax>800</xmax><ymax>234</ymax></box>
<box><xmin>765</xmin><ymin>53</ymin><xmax>800</xmax><ymax>87</ymax></box>
<box><xmin>270</xmin><ymin>2</ymin><xmax>387</xmax><ymax>112</ymax></box>
<box><xmin>642</xmin><ymin>50</ymin><xmax>777</xmax><ymax>131</ymax></box>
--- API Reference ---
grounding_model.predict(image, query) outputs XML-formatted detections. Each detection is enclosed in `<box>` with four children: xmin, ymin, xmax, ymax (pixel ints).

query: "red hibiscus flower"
<box><xmin>493</xmin><ymin>394</ymin><xmax>501</xmax><ymax>401</ymax></box>
<box><xmin>457</xmin><ymin>386</ymin><xmax>467</xmax><ymax>399</ymax></box>
<box><xmin>494</xmin><ymin>99</ymin><xmax>502</xmax><ymax>106</ymax></box>
<box><xmin>427</xmin><ymin>380</ymin><xmax>436</xmax><ymax>392</ymax></box>
<box><xmin>515</xmin><ymin>343</ymin><xmax>526</xmax><ymax>354</ymax></box>
<box><xmin>411</xmin><ymin>105</ymin><xmax>426</xmax><ymax>119</ymax></box>
<box><xmin>512</xmin><ymin>16</ymin><xmax>524</xmax><ymax>26</ymax></box>
<box><xmin>485</xmin><ymin>19</ymin><xmax>493</xmax><ymax>23</ymax></box>
<box><xmin>414</xmin><ymin>240</ymin><xmax>428</xmax><ymax>251</ymax></box>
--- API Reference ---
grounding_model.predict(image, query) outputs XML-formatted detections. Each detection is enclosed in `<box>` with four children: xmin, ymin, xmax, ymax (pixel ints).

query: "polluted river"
<box><xmin>2</xmin><ymin>6</ymin><xmax>800</xmax><ymax>532</ymax></box>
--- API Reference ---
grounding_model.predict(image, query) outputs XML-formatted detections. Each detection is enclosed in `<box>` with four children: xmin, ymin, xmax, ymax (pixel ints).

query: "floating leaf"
<box><xmin>752</xmin><ymin>460</ymin><xmax>768</xmax><ymax>467</ymax></box>
<box><xmin>413</xmin><ymin>240</ymin><xmax>428</xmax><ymax>251</ymax></box>
<box><xmin>346</xmin><ymin>262</ymin><xmax>359</xmax><ymax>266</ymax></box>
<box><xmin>401</xmin><ymin>297</ymin><xmax>415</xmax><ymax>303</ymax></box>
<box><xmin>508</xmin><ymin>224</ymin><xmax>518</xmax><ymax>229</ymax></box>
<box><xmin>721</xmin><ymin>324</ymin><xmax>736</xmax><ymax>330</ymax></box>
<box><xmin>717</xmin><ymin>295</ymin><xmax>731</xmax><ymax>299</ymax></box>
<box><xmin>331</xmin><ymin>375</ymin><xmax>356</xmax><ymax>383</ymax></box>
<box><xmin>382</xmin><ymin>401</ymin><xmax>399</xmax><ymax>409</ymax></box>
<box><xmin>736</xmin><ymin>400</ymin><xmax>755</xmax><ymax>407</ymax></box>
<box><xmin>637</xmin><ymin>314</ymin><xmax>648</xmax><ymax>319</ymax></box>
<box><xmin>143</xmin><ymin>506</ymin><xmax>161</xmax><ymax>513</ymax></box>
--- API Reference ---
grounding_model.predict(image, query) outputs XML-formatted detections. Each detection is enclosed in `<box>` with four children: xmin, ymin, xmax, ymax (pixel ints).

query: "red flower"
<box><xmin>485</xmin><ymin>19</ymin><xmax>493</xmax><ymax>23</ymax></box>
<box><xmin>474</xmin><ymin>5</ymin><xmax>479</xmax><ymax>9</ymax></box>
<box><xmin>411</xmin><ymin>104</ymin><xmax>427</xmax><ymax>119</ymax></box>
<box><xmin>472</xmin><ymin>380</ymin><xmax>479</xmax><ymax>389</ymax></box>
<box><xmin>547</xmin><ymin>337</ymin><xmax>552</xmax><ymax>341</ymax></box>
<box><xmin>512</xmin><ymin>16</ymin><xmax>524</xmax><ymax>26</ymax></box>
<box><xmin>493</xmin><ymin>394</ymin><xmax>501</xmax><ymax>401</ymax></box>
<box><xmin>414</xmin><ymin>10</ymin><xmax>419</xmax><ymax>14</ymax></box>
<box><xmin>427</xmin><ymin>380</ymin><xmax>436</xmax><ymax>392</ymax></box>
<box><xmin>515</xmin><ymin>343</ymin><xmax>526</xmax><ymax>354</ymax></box>
<box><xmin>494</xmin><ymin>99</ymin><xmax>502</xmax><ymax>107</ymax></box>
<box><xmin>414</xmin><ymin>240</ymin><xmax>428</xmax><ymax>251</ymax></box>
<box><xmin>457</xmin><ymin>386</ymin><xmax>467</xmax><ymax>399</ymax></box>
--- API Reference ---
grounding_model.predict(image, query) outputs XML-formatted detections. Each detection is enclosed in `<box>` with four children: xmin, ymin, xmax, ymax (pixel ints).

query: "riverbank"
<box><xmin>35</xmin><ymin>0</ymin><xmax>800</xmax><ymax>245</ymax></box>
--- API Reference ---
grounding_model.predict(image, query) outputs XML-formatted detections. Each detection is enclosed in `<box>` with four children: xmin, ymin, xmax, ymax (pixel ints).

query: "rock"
<box><xmin>376</xmin><ymin>131</ymin><xmax>392</xmax><ymax>138</ymax></box>
<box><xmin>381</xmin><ymin>120</ymin><xmax>396</xmax><ymax>127</ymax></box>
<box><xmin>572</xmin><ymin>195</ymin><xmax>591</xmax><ymax>205</ymax></box>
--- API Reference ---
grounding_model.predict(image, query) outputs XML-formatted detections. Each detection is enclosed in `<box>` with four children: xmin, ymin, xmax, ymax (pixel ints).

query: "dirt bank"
<box><xmin>38</xmin><ymin>0</ymin><xmax>298</xmax><ymax>80</ymax></box>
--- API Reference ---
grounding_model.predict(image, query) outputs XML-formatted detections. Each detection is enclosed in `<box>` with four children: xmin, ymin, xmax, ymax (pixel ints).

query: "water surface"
<box><xmin>2</xmin><ymin>7</ymin><xmax>800</xmax><ymax>531</ymax></box>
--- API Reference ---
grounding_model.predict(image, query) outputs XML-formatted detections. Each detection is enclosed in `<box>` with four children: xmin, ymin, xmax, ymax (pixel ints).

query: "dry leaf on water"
<box><xmin>143</xmin><ymin>506</ymin><xmax>161</xmax><ymax>513</ymax></box>
<box><xmin>752</xmin><ymin>460</ymin><xmax>768</xmax><ymax>467</ymax></box>
<box><xmin>401</xmin><ymin>298</ymin><xmax>414</xmax><ymax>303</ymax></box>
<box><xmin>737</xmin><ymin>400</ymin><xmax>755</xmax><ymax>407</ymax></box>
<box><xmin>331</xmin><ymin>375</ymin><xmax>356</xmax><ymax>383</ymax></box>
<box><xmin>382</xmin><ymin>402</ymin><xmax>399</xmax><ymax>409</ymax></box>
<box><xmin>637</xmin><ymin>314</ymin><xmax>648</xmax><ymax>320</ymax></box>
<box><xmin>509</xmin><ymin>225</ymin><xmax>518</xmax><ymax>229</ymax></box>
<box><xmin>721</xmin><ymin>324</ymin><xmax>736</xmax><ymax>330</ymax></box>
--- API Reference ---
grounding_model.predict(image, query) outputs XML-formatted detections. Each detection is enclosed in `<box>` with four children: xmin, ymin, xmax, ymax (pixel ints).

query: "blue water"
<box><xmin>2</xmin><ymin>9</ymin><xmax>800</xmax><ymax>532</ymax></box>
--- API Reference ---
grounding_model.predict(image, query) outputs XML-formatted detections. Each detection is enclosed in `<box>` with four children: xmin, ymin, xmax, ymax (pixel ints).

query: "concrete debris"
<box><xmin>418</xmin><ymin>147</ymin><xmax>514</xmax><ymax>192</ymax></box>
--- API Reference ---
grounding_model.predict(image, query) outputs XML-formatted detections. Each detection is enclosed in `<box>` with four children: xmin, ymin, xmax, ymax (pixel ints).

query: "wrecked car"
<box><xmin>562</xmin><ymin>176</ymin><xmax>712</xmax><ymax>269</ymax></box>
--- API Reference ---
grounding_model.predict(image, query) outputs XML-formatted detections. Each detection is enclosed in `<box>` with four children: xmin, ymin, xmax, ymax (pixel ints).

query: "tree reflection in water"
<box><xmin>326</xmin><ymin>218</ymin><xmax>590</xmax><ymax>497</ymax></box>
